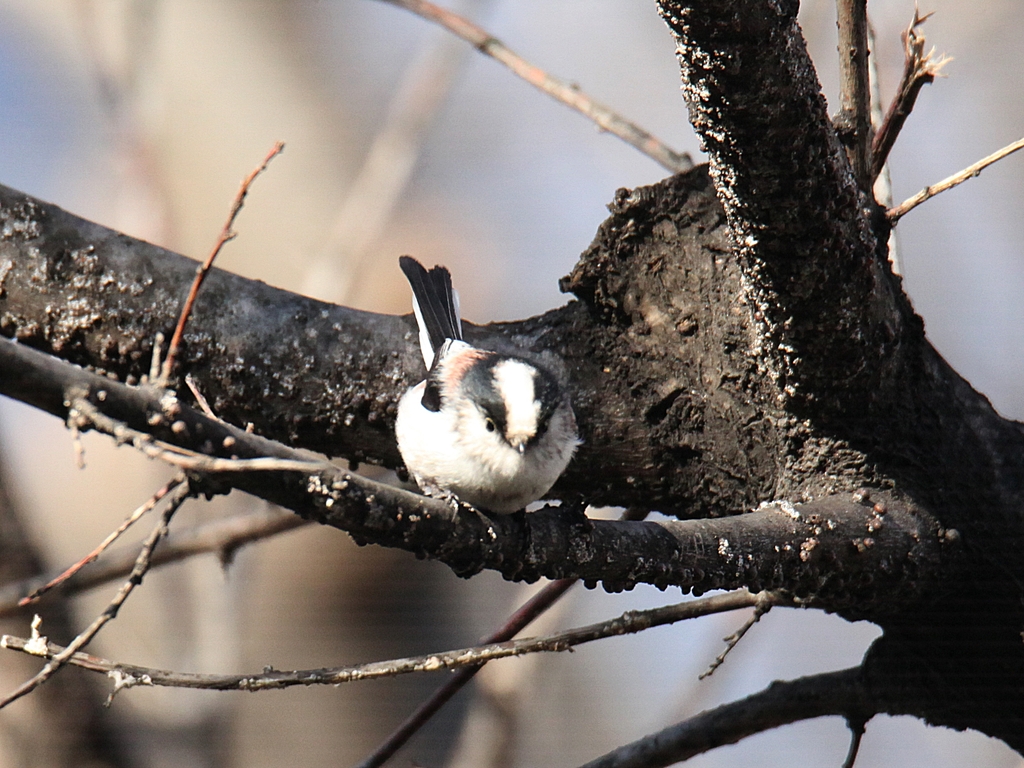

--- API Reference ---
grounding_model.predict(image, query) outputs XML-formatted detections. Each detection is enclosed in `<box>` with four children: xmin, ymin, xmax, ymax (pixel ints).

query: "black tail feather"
<box><xmin>399</xmin><ymin>256</ymin><xmax>463</xmax><ymax>356</ymax></box>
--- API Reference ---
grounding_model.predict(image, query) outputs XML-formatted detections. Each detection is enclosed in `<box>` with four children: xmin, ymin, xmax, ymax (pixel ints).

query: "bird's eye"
<box><xmin>485</xmin><ymin>417</ymin><xmax>496</xmax><ymax>433</ymax></box>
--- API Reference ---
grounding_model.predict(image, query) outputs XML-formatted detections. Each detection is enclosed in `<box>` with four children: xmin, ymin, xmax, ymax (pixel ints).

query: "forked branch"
<box><xmin>871</xmin><ymin>8</ymin><xmax>951</xmax><ymax>181</ymax></box>
<box><xmin>0</xmin><ymin>477</ymin><xmax>193</xmax><ymax>710</ymax></box>
<box><xmin>1</xmin><ymin>591</ymin><xmax>762</xmax><ymax>695</ymax></box>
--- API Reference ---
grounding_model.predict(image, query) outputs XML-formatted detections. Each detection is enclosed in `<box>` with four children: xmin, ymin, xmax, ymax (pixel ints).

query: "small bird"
<box><xmin>395</xmin><ymin>256</ymin><xmax>580</xmax><ymax>513</ymax></box>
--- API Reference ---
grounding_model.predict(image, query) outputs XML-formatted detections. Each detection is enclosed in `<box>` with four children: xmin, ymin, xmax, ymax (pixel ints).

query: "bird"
<box><xmin>394</xmin><ymin>256</ymin><xmax>580</xmax><ymax>514</ymax></box>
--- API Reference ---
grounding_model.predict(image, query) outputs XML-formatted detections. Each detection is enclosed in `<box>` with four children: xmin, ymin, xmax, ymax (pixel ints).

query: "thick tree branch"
<box><xmin>0</xmin><ymin>163</ymin><xmax>821</xmax><ymax>525</ymax></box>
<box><xmin>0</xmin><ymin>337</ymin><xmax>945</xmax><ymax>608</ymax></box>
<box><xmin>648</xmin><ymin>4</ymin><xmax>1024</xmax><ymax>747</ymax></box>
<box><xmin>0</xmin><ymin>173</ymin><xmax>778</xmax><ymax>518</ymax></box>
<box><xmin>655</xmin><ymin>0</ymin><xmax>904</xmax><ymax>419</ymax></box>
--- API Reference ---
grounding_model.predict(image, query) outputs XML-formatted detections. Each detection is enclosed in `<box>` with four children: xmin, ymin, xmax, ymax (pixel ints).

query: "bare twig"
<box><xmin>0</xmin><ymin>506</ymin><xmax>307</xmax><ymax>618</ymax></box>
<box><xmin>888</xmin><ymin>136</ymin><xmax>1024</xmax><ymax>223</ymax></box>
<box><xmin>866</xmin><ymin>20</ymin><xmax>901</xmax><ymax>275</ymax></box>
<box><xmin>871</xmin><ymin>8</ymin><xmax>951</xmax><ymax>182</ymax></box>
<box><xmin>835</xmin><ymin>0</ymin><xmax>872</xmax><ymax>189</ymax></box>
<box><xmin>698</xmin><ymin>590</ymin><xmax>775</xmax><ymax>679</ymax></box>
<box><xmin>184</xmin><ymin>373</ymin><xmax>216</xmax><ymax>417</ymax></box>
<box><xmin>68</xmin><ymin>420</ymin><xmax>86</xmax><ymax>469</ymax></box>
<box><xmin>17</xmin><ymin>476</ymin><xmax>183</xmax><ymax>607</ymax></box>
<box><xmin>357</xmin><ymin>577</ymin><xmax>577</xmax><ymax>768</ymax></box>
<box><xmin>160</xmin><ymin>141</ymin><xmax>285</xmax><ymax>382</ymax></box>
<box><xmin>1</xmin><ymin>590</ymin><xmax>761</xmax><ymax>696</ymax></box>
<box><xmin>358</xmin><ymin>506</ymin><xmax>650</xmax><ymax>768</ymax></box>
<box><xmin>70</xmin><ymin>397</ymin><xmax>326</xmax><ymax>475</ymax></box>
<box><xmin>0</xmin><ymin>477</ymin><xmax>192</xmax><ymax>710</ymax></box>
<box><xmin>577</xmin><ymin>666</ymin><xmax>873</xmax><ymax>768</ymax></box>
<box><xmin>379</xmin><ymin>0</ymin><xmax>692</xmax><ymax>174</ymax></box>
<box><xmin>148</xmin><ymin>331</ymin><xmax>165</xmax><ymax>382</ymax></box>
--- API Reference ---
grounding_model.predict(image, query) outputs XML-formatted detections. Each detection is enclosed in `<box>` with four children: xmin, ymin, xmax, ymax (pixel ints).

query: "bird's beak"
<box><xmin>507</xmin><ymin>434</ymin><xmax>529</xmax><ymax>455</ymax></box>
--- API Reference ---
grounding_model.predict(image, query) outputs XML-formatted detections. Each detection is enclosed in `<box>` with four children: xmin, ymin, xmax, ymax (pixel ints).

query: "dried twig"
<box><xmin>17</xmin><ymin>476</ymin><xmax>183</xmax><ymax>607</ymax></box>
<box><xmin>871</xmin><ymin>8</ymin><xmax>951</xmax><ymax>181</ymax></box>
<box><xmin>866</xmin><ymin>20</ymin><xmax>901</xmax><ymax>275</ymax></box>
<box><xmin>70</xmin><ymin>397</ymin><xmax>326</xmax><ymax>475</ymax></box>
<box><xmin>1</xmin><ymin>590</ymin><xmax>761</xmax><ymax>696</ymax></box>
<box><xmin>835</xmin><ymin>0</ymin><xmax>872</xmax><ymax>190</ymax></box>
<box><xmin>0</xmin><ymin>477</ymin><xmax>192</xmax><ymax>710</ymax></box>
<box><xmin>160</xmin><ymin>141</ymin><xmax>285</xmax><ymax>383</ymax></box>
<box><xmin>698</xmin><ymin>590</ymin><xmax>775</xmax><ymax>679</ymax></box>
<box><xmin>0</xmin><ymin>506</ymin><xmax>307</xmax><ymax>618</ymax></box>
<box><xmin>357</xmin><ymin>506</ymin><xmax>649</xmax><ymax>768</ymax></box>
<box><xmin>357</xmin><ymin>577</ymin><xmax>577</xmax><ymax>768</ymax></box>
<box><xmin>184</xmin><ymin>373</ymin><xmax>216</xmax><ymax>418</ymax></box>
<box><xmin>379</xmin><ymin>0</ymin><xmax>692</xmax><ymax>174</ymax></box>
<box><xmin>888</xmin><ymin>136</ymin><xmax>1024</xmax><ymax>223</ymax></box>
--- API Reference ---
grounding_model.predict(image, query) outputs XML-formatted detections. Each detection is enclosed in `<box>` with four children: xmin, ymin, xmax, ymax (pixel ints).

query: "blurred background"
<box><xmin>0</xmin><ymin>1</ymin><xmax>1022</xmax><ymax>767</ymax></box>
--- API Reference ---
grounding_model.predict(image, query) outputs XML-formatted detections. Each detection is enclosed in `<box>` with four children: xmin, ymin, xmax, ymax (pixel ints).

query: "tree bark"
<box><xmin>0</xmin><ymin>0</ymin><xmax>1022</xmax><ymax>757</ymax></box>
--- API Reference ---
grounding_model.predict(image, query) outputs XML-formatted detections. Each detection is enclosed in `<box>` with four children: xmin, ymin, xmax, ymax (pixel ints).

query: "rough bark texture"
<box><xmin>0</xmin><ymin>0</ymin><xmax>1022</xmax><ymax>759</ymax></box>
<box><xmin>0</xmin><ymin>337</ymin><xmax>942</xmax><ymax>609</ymax></box>
<box><xmin>0</xmin><ymin>173</ymin><xmax>783</xmax><ymax>519</ymax></box>
<box><xmin>653</xmin><ymin>0</ymin><xmax>1024</xmax><ymax>749</ymax></box>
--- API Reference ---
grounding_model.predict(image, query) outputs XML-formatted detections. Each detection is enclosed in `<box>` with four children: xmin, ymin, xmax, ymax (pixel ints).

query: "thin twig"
<box><xmin>70</xmin><ymin>397</ymin><xmax>326</xmax><ymax>475</ymax></box>
<box><xmin>866</xmin><ymin>20</ymin><xmax>901</xmax><ymax>275</ymax></box>
<box><xmin>0</xmin><ymin>477</ymin><xmax>192</xmax><ymax>710</ymax></box>
<box><xmin>871</xmin><ymin>7</ymin><xmax>951</xmax><ymax>182</ymax></box>
<box><xmin>357</xmin><ymin>577</ymin><xmax>576</xmax><ymax>768</ymax></box>
<box><xmin>160</xmin><ymin>141</ymin><xmax>285</xmax><ymax>383</ymax></box>
<box><xmin>68</xmin><ymin>420</ymin><xmax>86</xmax><ymax>469</ymax></box>
<box><xmin>698</xmin><ymin>590</ymin><xmax>775</xmax><ymax>679</ymax></box>
<box><xmin>17</xmin><ymin>476</ymin><xmax>183</xmax><ymax>607</ymax></box>
<box><xmin>357</xmin><ymin>505</ymin><xmax>650</xmax><ymax>768</ymax></box>
<box><xmin>379</xmin><ymin>0</ymin><xmax>692</xmax><ymax>174</ymax></box>
<box><xmin>0</xmin><ymin>506</ymin><xmax>307</xmax><ymax>618</ymax></box>
<box><xmin>835</xmin><ymin>0</ymin><xmax>872</xmax><ymax>190</ymax></box>
<box><xmin>888</xmin><ymin>136</ymin><xmax>1024</xmax><ymax>223</ymax></box>
<box><xmin>184</xmin><ymin>373</ymin><xmax>216</xmax><ymax>418</ymax></box>
<box><xmin>1</xmin><ymin>590</ymin><xmax>762</xmax><ymax>696</ymax></box>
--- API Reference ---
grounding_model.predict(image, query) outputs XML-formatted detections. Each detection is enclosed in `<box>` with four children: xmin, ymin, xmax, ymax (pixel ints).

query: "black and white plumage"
<box><xmin>395</xmin><ymin>256</ymin><xmax>580</xmax><ymax>513</ymax></box>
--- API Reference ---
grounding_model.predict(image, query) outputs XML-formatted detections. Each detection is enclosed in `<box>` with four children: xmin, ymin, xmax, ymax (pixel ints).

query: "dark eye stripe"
<box><xmin>462</xmin><ymin>353</ymin><xmax>508</xmax><ymax>433</ymax></box>
<box><xmin>421</xmin><ymin>378</ymin><xmax>442</xmax><ymax>412</ymax></box>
